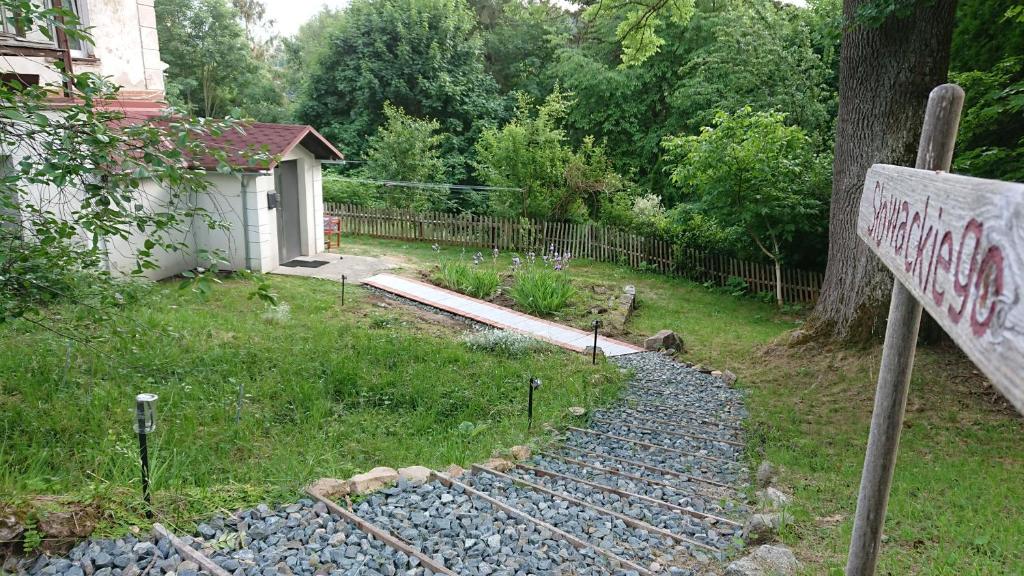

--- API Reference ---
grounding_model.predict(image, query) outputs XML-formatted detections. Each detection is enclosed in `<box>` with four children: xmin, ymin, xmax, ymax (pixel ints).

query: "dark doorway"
<box><xmin>275</xmin><ymin>160</ymin><xmax>301</xmax><ymax>264</ymax></box>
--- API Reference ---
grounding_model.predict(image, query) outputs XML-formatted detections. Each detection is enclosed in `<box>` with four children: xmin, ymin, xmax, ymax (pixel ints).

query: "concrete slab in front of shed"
<box><xmin>363</xmin><ymin>273</ymin><xmax>645</xmax><ymax>357</ymax></box>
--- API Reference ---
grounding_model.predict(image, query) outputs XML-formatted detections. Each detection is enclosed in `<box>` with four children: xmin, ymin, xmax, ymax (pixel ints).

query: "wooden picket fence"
<box><xmin>325</xmin><ymin>203</ymin><xmax>824</xmax><ymax>303</ymax></box>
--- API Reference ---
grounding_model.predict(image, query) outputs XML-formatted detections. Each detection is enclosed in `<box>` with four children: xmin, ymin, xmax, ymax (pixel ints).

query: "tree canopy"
<box><xmin>296</xmin><ymin>0</ymin><xmax>506</xmax><ymax>180</ymax></box>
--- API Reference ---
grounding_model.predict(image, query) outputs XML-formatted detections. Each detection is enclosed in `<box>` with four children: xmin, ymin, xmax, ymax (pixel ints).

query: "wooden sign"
<box><xmin>858</xmin><ymin>164</ymin><xmax>1024</xmax><ymax>414</ymax></box>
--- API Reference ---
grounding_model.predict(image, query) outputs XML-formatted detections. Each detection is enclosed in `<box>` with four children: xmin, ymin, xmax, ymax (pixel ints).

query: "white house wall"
<box><xmin>2</xmin><ymin>0</ymin><xmax>165</xmax><ymax>98</ymax></box>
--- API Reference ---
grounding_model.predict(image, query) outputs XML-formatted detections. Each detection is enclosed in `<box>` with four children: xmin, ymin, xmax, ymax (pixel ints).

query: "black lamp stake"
<box><xmin>341</xmin><ymin>275</ymin><xmax>347</xmax><ymax>306</ymax></box>
<box><xmin>134</xmin><ymin>393</ymin><xmax>157</xmax><ymax>519</ymax></box>
<box><xmin>591</xmin><ymin>319</ymin><xmax>602</xmax><ymax>365</ymax></box>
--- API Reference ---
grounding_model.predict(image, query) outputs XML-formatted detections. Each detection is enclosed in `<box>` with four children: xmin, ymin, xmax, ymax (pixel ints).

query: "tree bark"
<box><xmin>806</xmin><ymin>0</ymin><xmax>958</xmax><ymax>343</ymax></box>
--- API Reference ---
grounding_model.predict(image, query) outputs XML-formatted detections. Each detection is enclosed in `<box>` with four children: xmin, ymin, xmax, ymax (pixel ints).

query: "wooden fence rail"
<box><xmin>325</xmin><ymin>203</ymin><xmax>824</xmax><ymax>303</ymax></box>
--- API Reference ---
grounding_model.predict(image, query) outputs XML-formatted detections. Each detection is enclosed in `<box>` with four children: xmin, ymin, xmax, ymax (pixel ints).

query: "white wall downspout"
<box><xmin>239</xmin><ymin>173</ymin><xmax>254</xmax><ymax>272</ymax></box>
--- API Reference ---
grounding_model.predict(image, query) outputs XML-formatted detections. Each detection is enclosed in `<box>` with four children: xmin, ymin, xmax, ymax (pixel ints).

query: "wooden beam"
<box><xmin>591</xmin><ymin>417</ymin><xmax>745</xmax><ymax>448</ymax></box>
<box><xmin>472</xmin><ymin>465</ymin><xmax>717</xmax><ymax>553</ymax></box>
<box><xmin>568</xmin><ymin>426</ymin><xmax>739</xmax><ymax>466</ymax></box>
<box><xmin>523</xmin><ymin>458</ymin><xmax>741</xmax><ymax>528</ymax></box>
<box><xmin>557</xmin><ymin>445</ymin><xmax>733</xmax><ymax>489</ymax></box>
<box><xmin>152</xmin><ymin>523</ymin><xmax>231</xmax><ymax>576</ymax></box>
<box><xmin>430</xmin><ymin>471</ymin><xmax>654</xmax><ymax>576</ymax></box>
<box><xmin>304</xmin><ymin>489</ymin><xmax>457</xmax><ymax>576</ymax></box>
<box><xmin>845</xmin><ymin>83</ymin><xmax>965</xmax><ymax>576</ymax></box>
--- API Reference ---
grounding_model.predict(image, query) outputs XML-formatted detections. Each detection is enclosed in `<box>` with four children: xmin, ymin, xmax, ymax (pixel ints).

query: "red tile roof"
<box><xmin>57</xmin><ymin>99</ymin><xmax>344</xmax><ymax>172</ymax></box>
<box><xmin>192</xmin><ymin>122</ymin><xmax>344</xmax><ymax>172</ymax></box>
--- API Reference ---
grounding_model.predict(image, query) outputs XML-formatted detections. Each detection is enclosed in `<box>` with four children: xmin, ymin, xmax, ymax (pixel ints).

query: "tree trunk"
<box><xmin>774</xmin><ymin>257</ymin><xmax>783</xmax><ymax>308</ymax></box>
<box><xmin>805</xmin><ymin>0</ymin><xmax>958</xmax><ymax>343</ymax></box>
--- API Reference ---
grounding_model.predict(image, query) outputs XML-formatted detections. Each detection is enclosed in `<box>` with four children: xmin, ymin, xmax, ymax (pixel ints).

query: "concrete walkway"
<box><xmin>271</xmin><ymin>254</ymin><xmax>399</xmax><ymax>284</ymax></box>
<box><xmin>363</xmin><ymin>273</ymin><xmax>645</xmax><ymax>357</ymax></box>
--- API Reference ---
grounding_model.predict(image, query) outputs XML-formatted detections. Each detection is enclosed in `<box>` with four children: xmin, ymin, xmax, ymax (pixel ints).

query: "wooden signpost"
<box><xmin>846</xmin><ymin>84</ymin><xmax>1024</xmax><ymax>576</ymax></box>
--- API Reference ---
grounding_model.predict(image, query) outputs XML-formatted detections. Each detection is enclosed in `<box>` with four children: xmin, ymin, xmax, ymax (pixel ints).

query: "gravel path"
<box><xmin>21</xmin><ymin>352</ymin><xmax>751</xmax><ymax>576</ymax></box>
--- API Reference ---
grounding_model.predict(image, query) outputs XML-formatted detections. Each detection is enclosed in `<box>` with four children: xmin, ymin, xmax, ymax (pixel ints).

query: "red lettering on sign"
<box><xmin>932</xmin><ymin>230</ymin><xmax>952</xmax><ymax>308</ymax></box>
<box><xmin>948</xmin><ymin>219</ymin><xmax>983</xmax><ymax>324</ymax></box>
<box><xmin>863</xmin><ymin>186</ymin><xmax>1008</xmax><ymax>338</ymax></box>
<box><xmin>971</xmin><ymin>246</ymin><xmax>1004</xmax><ymax>337</ymax></box>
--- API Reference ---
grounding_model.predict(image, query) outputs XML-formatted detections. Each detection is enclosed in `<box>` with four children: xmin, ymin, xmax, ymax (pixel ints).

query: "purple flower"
<box><xmin>431</xmin><ymin>244</ymin><xmax>440</xmax><ymax>252</ymax></box>
<box><xmin>512</xmin><ymin>256</ymin><xmax>521</xmax><ymax>267</ymax></box>
<box><xmin>492</xmin><ymin>248</ymin><xmax>499</xmax><ymax>259</ymax></box>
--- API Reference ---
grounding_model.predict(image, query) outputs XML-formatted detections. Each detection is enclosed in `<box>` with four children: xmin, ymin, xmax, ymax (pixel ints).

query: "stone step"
<box><xmin>525</xmin><ymin>453</ymin><xmax>745</xmax><ymax>523</ymax></box>
<box><xmin>586</xmin><ymin>419</ymin><xmax>744</xmax><ymax>462</ymax></box>
<box><xmin>465</xmin><ymin>468</ymin><xmax>692</xmax><ymax>573</ymax></box>
<box><xmin>564</xmin><ymin>429</ymin><xmax>745</xmax><ymax>486</ymax></box>
<box><xmin>505</xmin><ymin>461</ymin><xmax>740</xmax><ymax>552</ymax></box>
<box><xmin>352</xmin><ymin>479</ymin><xmax>615</xmax><ymax>576</ymax></box>
<box><xmin>183</xmin><ymin>499</ymin><xmax>434</xmax><ymax>576</ymax></box>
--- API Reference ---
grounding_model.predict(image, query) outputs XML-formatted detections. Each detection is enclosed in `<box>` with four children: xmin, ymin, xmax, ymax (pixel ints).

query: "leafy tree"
<box><xmin>475</xmin><ymin>91</ymin><xmax>574</xmax><ymax>219</ymax></box>
<box><xmin>296</xmin><ymin>0</ymin><xmax>506</xmax><ymax>180</ymax></box>
<box><xmin>471</xmin><ymin>0</ymin><xmax>572</xmax><ymax>100</ymax></box>
<box><xmin>670</xmin><ymin>1</ymin><xmax>834</xmax><ymax>138</ymax></box>
<box><xmin>953</xmin><ymin>57</ymin><xmax>1024</xmax><ymax>182</ymax></box>
<box><xmin>1</xmin><ymin>1</ymin><xmax>274</xmax><ymax>322</ymax></box>
<box><xmin>360</xmin><ymin>104</ymin><xmax>451</xmax><ymax>210</ymax></box>
<box><xmin>949</xmin><ymin>0</ymin><xmax>1024</xmax><ymax>183</ymax></box>
<box><xmin>279</xmin><ymin>7</ymin><xmax>345</xmax><ymax>107</ymax></box>
<box><xmin>664</xmin><ymin>108</ymin><xmax>828</xmax><ymax>306</ymax></box>
<box><xmin>582</xmin><ymin>0</ymin><xmax>696</xmax><ymax>66</ymax></box>
<box><xmin>157</xmin><ymin>0</ymin><xmax>286</xmax><ymax>121</ymax></box>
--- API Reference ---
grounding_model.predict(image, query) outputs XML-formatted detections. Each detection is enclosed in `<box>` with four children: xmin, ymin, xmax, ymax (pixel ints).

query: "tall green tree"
<box><xmin>475</xmin><ymin>91</ymin><xmax>574</xmax><ymax>219</ymax></box>
<box><xmin>470</xmin><ymin>0</ymin><xmax>572</xmax><ymax>100</ymax></box>
<box><xmin>670</xmin><ymin>1</ymin><xmax>834</xmax><ymax>138</ymax></box>
<box><xmin>157</xmin><ymin>0</ymin><xmax>286</xmax><ymax>121</ymax></box>
<box><xmin>360</xmin><ymin>104</ymin><xmax>451</xmax><ymax>210</ymax></box>
<box><xmin>664</xmin><ymin>108</ymin><xmax>829</xmax><ymax>306</ymax></box>
<box><xmin>296</xmin><ymin>0</ymin><xmax>506</xmax><ymax>180</ymax></box>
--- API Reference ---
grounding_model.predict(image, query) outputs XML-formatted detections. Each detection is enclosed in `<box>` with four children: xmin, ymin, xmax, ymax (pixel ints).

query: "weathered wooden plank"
<box><xmin>152</xmin><ymin>524</ymin><xmax>232</xmax><ymax>576</ymax></box>
<box><xmin>304</xmin><ymin>490</ymin><xmax>457</xmax><ymax>576</ymax></box>
<box><xmin>857</xmin><ymin>163</ymin><xmax>1024</xmax><ymax>414</ymax></box>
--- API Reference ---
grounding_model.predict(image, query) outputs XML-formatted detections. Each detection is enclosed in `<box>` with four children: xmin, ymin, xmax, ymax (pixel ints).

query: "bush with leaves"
<box><xmin>358</xmin><ymin>103</ymin><xmax>451</xmax><ymax>210</ymax></box>
<box><xmin>462</xmin><ymin>328</ymin><xmax>547</xmax><ymax>357</ymax></box>
<box><xmin>507</xmin><ymin>248</ymin><xmax>576</xmax><ymax>316</ymax></box>
<box><xmin>432</xmin><ymin>250</ymin><xmax>501</xmax><ymax>299</ymax></box>
<box><xmin>663</xmin><ymin>107</ymin><xmax>829</xmax><ymax>306</ymax></box>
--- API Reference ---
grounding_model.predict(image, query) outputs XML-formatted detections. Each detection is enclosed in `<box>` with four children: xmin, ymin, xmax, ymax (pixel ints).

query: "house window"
<box><xmin>0</xmin><ymin>1</ymin><xmax>90</xmax><ymax>56</ymax></box>
<box><xmin>59</xmin><ymin>0</ymin><xmax>90</xmax><ymax>57</ymax></box>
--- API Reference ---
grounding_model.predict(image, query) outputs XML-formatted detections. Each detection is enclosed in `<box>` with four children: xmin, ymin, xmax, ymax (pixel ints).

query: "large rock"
<box><xmin>644</xmin><ymin>330</ymin><xmax>682</xmax><ymax>352</ymax></box>
<box><xmin>347</xmin><ymin>467</ymin><xmax>398</xmax><ymax>495</ymax></box>
<box><xmin>479</xmin><ymin>458</ymin><xmax>514</xmax><ymax>472</ymax></box>
<box><xmin>568</xmin><ymin>406</ymin><xmax>587</xmax><ymax>417</ymax></box>
<box><xmin>583</xmin><ymin>345</ymin><xmax>605</xmax><ymax>359</ymax></box>
<box><xmin>758</xmin><ymin>487</ymin><xmax>792</xmax><ymax>509</ymax></box>
<box><xmin>443</xmin><ymin>464</ymin><xmax>466</xmax><ymax>479</ymax></box>
<box><xmin>743</xmin><ymin>513</ymin><xmax>782</xmax><ymax>545</ymax></box>
<box><xmin>757</xmin><ymin>460</ymin><xmax>777</xmax><ymax>488</ymax></box>
<box><xmin>306</xmin><ymin>478</ymin><xmax>349</xmax><ymax>499</ymax></box>
<box><xmin>397</xmin><ymin>466</ymin><xmax>432</xmax><ymax>487</ymax></box>
<box><xmin>725</xmin><ymin>545</ymin><xmax>801</xmax><ymax>576</ymax></box>
<box><xmin>509</xmin><ymin>445</ymin><xmax>532</xmax><ymax>461</ymax></box>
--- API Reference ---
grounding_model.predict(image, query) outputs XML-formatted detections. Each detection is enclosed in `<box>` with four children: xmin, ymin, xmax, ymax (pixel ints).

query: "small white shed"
<box><xmin>101</xmin><ymin>121</ymin><xmax>344</xmax><ymax>280</ymax></box>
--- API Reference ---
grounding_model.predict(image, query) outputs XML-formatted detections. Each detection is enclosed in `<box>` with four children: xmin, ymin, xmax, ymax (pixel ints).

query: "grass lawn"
<box><xmin>338</xmin><ymin>235</ymin><xmax>1024</xmax><ymax>575</ymax></box>
<box><xmin>0</xmin><ymin>273</ymin><xmax>625</xmax><ymax>537</ymax></box>
<box><xmin>2</xmin><ymin>234</ymin><xmax>1021</xmax><ymax>573</ymax></box>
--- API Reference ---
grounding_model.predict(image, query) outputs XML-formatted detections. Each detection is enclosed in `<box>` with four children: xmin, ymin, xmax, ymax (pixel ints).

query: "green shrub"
<box><xmin>322</xmin><ymin>173</ymin><xmax>375</xmax><ymax>205</ymax></box>
<box><xmin>462</xmin><ymin>329</ymin><xmax>548</xmax><ymax>357</ymax></box>
<box><xmin>433</xmin><ymin>258</ymin><xmax>500</xmax><ymax>299</ymax></box>
<box><xmin>508</xmin><ymin>265</ymin><xmax>575</xmax><ymax>316</ymax></box>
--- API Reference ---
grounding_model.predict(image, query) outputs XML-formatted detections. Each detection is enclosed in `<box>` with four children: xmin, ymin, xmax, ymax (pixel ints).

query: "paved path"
<box><xmin>363</xmin><ymin>273</ymin><xmax>646</xmax><ymax>357</ymax></box>
<box><xmin>271</xmin><ymin>253</ymin><xmax>399</xmax><ymax>283</ymax></box>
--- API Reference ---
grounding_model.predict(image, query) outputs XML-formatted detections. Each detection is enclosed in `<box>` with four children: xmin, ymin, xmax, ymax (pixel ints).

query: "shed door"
<box><xmin>275</xmin><ymin>160</ymin><xmax>301</xmax><ymax>263</ymax></box>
